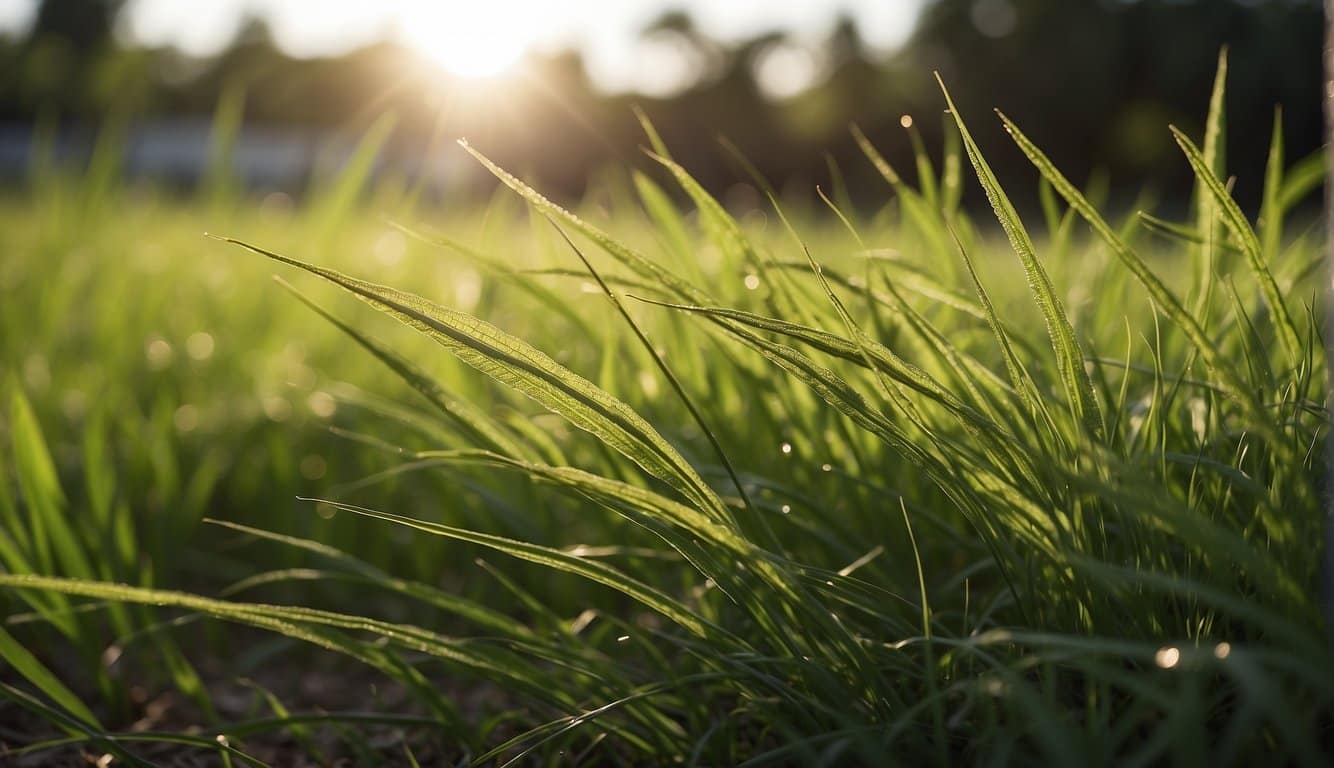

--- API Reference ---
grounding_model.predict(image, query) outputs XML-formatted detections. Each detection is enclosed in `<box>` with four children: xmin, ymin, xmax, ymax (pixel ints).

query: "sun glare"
<box><xmin>400</xmin><ymin>5</ymin><xmax>533</xmax><ymax>79</ymax></box>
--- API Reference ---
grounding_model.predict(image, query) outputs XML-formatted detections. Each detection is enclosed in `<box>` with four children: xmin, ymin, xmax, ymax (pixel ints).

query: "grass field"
<box><xmin>0</xmin><ymin>70</ymin><xmax>1331</xmax><ymax>765</ymax></box>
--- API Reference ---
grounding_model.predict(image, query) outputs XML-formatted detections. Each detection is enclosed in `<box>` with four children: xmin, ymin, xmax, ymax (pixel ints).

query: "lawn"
<box><xmin>0</xmin><ymin>72</ymin><xmax>1330</xmax><ymax>765</ymax></box>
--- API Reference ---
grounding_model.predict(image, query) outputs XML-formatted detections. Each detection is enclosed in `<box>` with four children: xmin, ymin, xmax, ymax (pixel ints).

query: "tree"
<box><xmin>28</xmin><ymin>0</ymin><xmax>124</xmax><ymax>52</ymax></box>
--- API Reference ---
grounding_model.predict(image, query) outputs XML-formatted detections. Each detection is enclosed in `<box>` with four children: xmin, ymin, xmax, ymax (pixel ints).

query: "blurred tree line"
<box><xmin>0</xmin><ymin>0</ymin><xmax>1322</xmax><ymax>208</ymax></box>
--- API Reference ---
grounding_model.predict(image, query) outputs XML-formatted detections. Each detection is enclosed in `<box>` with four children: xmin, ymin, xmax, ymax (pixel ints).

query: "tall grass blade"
<box><xmin>302</xmin><ymin>499</ymin><xmax>729</xmax><ymax>642</ymax></box>
<box><xmin>1169</xmin><ymin>126</ymin><xmax>1302</xmax><ymax>365</ymax></box>
<box><xmin>997</xmin><ymin>111</ymin><xmax>1286</xmax><ymax>446</ymax></box>
<box><xmin>0</xmin><ymin>625</ymin><xmax>101</xmax><ymax>728</ymax></box>
<box><xmin>276</xmin><ymin>278</ymin><xmax>531</xmax><ymax>460</ymax></box>
<box><xmin>1259</xmin><ymin>107</ymin><xmax>1285</xmax><ymax>262</ymax></box>
<box><xmin>553</xmin><ymin>224</ymin><xmax>752</xmax><ymax>525</ymax></box>
<box><xmin>937</xmin><ymin>76</ymin><xmax>1105</xmax><ymax>442</ymax></box>
<box><xmin>213</xmin><ymin>235</ymin><xmax>733</xmax><ymax>527</ymax></box>
<box><xmin>1192</xmin><ymin>46</ymin><xmax>1228</xmax><ymax>308</ymax></box>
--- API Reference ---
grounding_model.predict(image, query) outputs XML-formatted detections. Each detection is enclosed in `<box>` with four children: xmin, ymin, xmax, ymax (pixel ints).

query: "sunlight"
<box><xmin>399</xmin><ymin>4</ymin><xmax>533</xmax><ymax>79</ymax></box>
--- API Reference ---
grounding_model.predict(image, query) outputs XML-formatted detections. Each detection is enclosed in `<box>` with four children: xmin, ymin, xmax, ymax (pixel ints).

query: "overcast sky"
<box><xmin>0</xmin><ymin>0</ymin><xmax>928</xmax><ymax>92</ymax></box>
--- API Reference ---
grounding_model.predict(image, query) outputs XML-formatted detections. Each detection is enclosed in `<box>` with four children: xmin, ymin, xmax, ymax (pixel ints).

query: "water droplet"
<box><xmin>639</xmin><ymin>370</ymin><xmax>660</xmax><ymax>398</ymax></box>
<box><xmin>1154</xmin><ymin>646</ymin><xmax>1180</xmax><ymax>669</ymax></box>
<box><xmin>616</xmin><ymin>635</ymin><xmax>630</xmax><ymax>643</ymax></box>
<box><xmin>900</xmin><ymin>114</ymin><xmax>914</xmax><ymax>129</ymax></box>
<box><xmin>263</xmin><ymin>395</ymin><xmax>292</xmax><ymax>422</ymax></box>
<box><xmin>146</xmin><ymin>338</ymin><xmax>173</xmax><ymax>370</ymax></box>
<box><xmin>173</xmin><ymin>404</ymin><xmax>200</xmax><ymax>433</ymax></box>
<box><xmin>780</xmin><ymin>442</ymin><xmax>792</xmax><ymax>455</ymax></box>
<box><xmin>374</xmin><ymin>230</ymin><xmax>407</xmax><ymax>266</ymax></box>
<box><xmin>821</xmin><ymin>463</ymin><xmax>833</xmax><ymax>472</ymax></box>
<box><xmin>1213</xmin><ymin>642</ymin><xmax>1231</xmax><ymax>660</ymax></box>
<box><xmin>743</xmin><ymin>274</ymin><xmax>761</xmax><ymax>290</ymax></box>
<box><xmin>186</xmin><ymin>332</ymin><xmax>215</xmax><ymax>361</ymax></box>
<box><xmin>300</xmin><ymin>454</ymin><xmax>328</xmax><ymax>480</ymax></box>
<box><xmin>780</xmin><ymin>504</ymin><xmax>791</xmax><ymax>514</ymax></box>
<box><xmin>23</xmin><ymin>354</ymin><xmax>50</xmax><ymax>391</ymax></box>
<box><xmin>307</xmin><ymin>391</ymin><xmax>337</xmax><ymax>419</ymax></box>
<box><xmin>455</xmin><ymin>268</ymin><xmax>483</xmax><ymax>310</ymax></box>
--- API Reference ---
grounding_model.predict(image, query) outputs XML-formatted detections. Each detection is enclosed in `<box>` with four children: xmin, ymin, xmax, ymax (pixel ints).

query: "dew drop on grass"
<box><xmin>307</xmin><ymin>391</ymin><xmax>337</xmax><ymax>419</ymax></box>
<box><xmin>101</xmin><ymin>644</ymin><xmax>123</xmax><ymax>668</ymax></box>
<box><xmin>821</xmin><ymin>463</ymin><xmax>833</xmax><ymax>472</ymax></box>
<box><xmin>146</xmin><ymin>338</ymin><xmax>173</xmax><ymax>370</ymax></box>
<box><xmin>744</xmin><ymin>274</ymin><xmax>761</xmax><ymax>290</ymax></box>
<box><xmin>781</xmin><ymin>442</ymin><xmax>792</xmax><ymax>455</ymax></box>
<box><xmin>639</xmin><ymin>370</ymin><xmax>659</xmax><ymax>398</ymax></box>
<box><xmin>287</xmin><ymin>361</ymin><xmax>317</xmax><ymax>390</ymax></box>
<box><xmin>173</xmin><ymin>404</ymin><xmax>199</xmax><ymax>433</ymax></box>
<box><xmin>781</xmin><ymin>505</ymin><xmax>791</xmax><ymax>514</ymax></box>
<box><xmin>454</xmin><ymin>268</ymin><xmax>483</xmax><ymax>310</ymax></box>
<box><xmin>62</xmin><ymin>389</ymin><xmax>86</xmax><ymax>421</ymax></box>
<box><xmin>186</xmin><ymin>331</ymin><xmax>215</xmax><ymax>361</ymax></box>
<box><xmin>1154</xmin><ymin>646</ymin><xmax>1180</xmax><ymax>669</ymax></box>
<box><xmin>263</xmin><ymin>395</ymin><xmax>292</xmax><ymax>422</ymax></box>
<box><xmin>374</xmin><ymin>229</ymin><xmax>407</xmax><ymax>266</ymax></box>
<box><xmin>23</xmin><ymin>353</ymin><xmax>50</xmax><ymax>391</ymax></box>
<box><xmin>1213</xmin><ymin>642</ymin><xmax>1231</xmax><ymax>660</ymax></box>
<box><xmin>617</xmin><ymin>635</ymin><xmax>630</xmax><ymax>643</ymax></box>
<box><xmin>900</xmin><ymin>114</ymin><xmax>914</xmax><ymax>128</ymax></box>
<box><xmin>1188</xmin><ymin>397</ymin><xmax>1207</xmax><ymax>441</ymax></box>
<box><xmin>300</xmin><ymin>454</ymin><xmax>328</xmax><ymax>480</ymax></box>
<box><xmin>259</xmin><ymin>191</ymin><xmax>293</xmax><ymax>221</ymax></box>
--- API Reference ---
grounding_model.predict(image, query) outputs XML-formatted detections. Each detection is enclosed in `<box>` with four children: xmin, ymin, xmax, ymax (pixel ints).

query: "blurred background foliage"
<box><xmin>0</xmin><ymin>0</ymin><xmax>1323</xmax><ymax>209</ymax></box>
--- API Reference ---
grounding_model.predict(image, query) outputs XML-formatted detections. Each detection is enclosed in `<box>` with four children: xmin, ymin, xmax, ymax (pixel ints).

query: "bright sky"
<box><xmin>0</xmin><ymin>0</ymin><xmax>927</xmax><ymax>93</ymax></box>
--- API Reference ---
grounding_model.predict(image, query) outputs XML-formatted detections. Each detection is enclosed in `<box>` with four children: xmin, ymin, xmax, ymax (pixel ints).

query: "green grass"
<box><xmin>0</xmin><ymin>70</ymin><xmax>1330</xmax><ymax>765</ymax></box>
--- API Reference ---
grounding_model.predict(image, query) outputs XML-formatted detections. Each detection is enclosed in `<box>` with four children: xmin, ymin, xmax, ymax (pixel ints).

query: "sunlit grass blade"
<box><xmin>852</xmin><ymin>124</ymin><xmax>950</xmax><ymax>259</ymax></box>
<box><xmin>996</xmin><ymin>111</ymin><xmax>1288</xmax><ymax>447</ymax></box>
<box><xmin>1259</xmin><ymin>106</ymin><xmax>1284</xmax><ymax>262</ymax></box>
<box><xmin>937</xmin><ymin>76</ymin><xmax>1105</xmax><ymax>443</ymax></box>
<box><xmin>302</xmin><ymin>497</ymin><xmax>731</xmax><ymax>643</ymax></box>
<box><xmin>1169</xmin><ymin>125</ymin><xmax>1302</xmax><ymax>365</ymax></box>
<box><xmin>276</xmin><ymin>277</ymin><xmax>532</xmax><ymax>460</ymax></box>
<box><xmin>1192</xmin><ymin>47</ymin><xmax>1228</xmax><ymax>310</ymax></box>
<box><xmin>214</xmin><ymin>235</ymin><xmax>733</xmax><ymax>527</ymax></box>
<box><xmin>0</xmin><ymin>573</ymin><xmax>571</xmax><ymax>712</ymax></box>
<box><xmin>8</xmin><ymin>381</ymin><xmax>94</xmax><ymax>580</ymax></box>
<box><xmin>949</xmin><ymin>225</ymin><xmax>1055</xmax><ymax>436</ymax></box>
<box><xmin>553</xmin><ymin>224</ymin><xmax>751</xmax><ymax>527</ymax></box>
<box><xmin>458</xmin><ymin>141</ymin><xmax>706</xmax><ymax>304</ymax></box>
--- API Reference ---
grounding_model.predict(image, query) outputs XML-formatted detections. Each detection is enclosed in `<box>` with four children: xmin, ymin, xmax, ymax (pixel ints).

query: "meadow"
<box><xmin>0</xmin><ymin>68</ymin><xmax>1331</xmax><ymax>765</ymax></box>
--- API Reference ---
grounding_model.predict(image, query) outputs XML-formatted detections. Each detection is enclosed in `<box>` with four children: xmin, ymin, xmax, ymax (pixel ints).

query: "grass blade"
<box><xmin>213</xmin><ymin>235</ymin><xmax>733</xmax><ymax>527</ymax></box>
<box><xmin>1169</xmin><ymin>126</ymin><xmax>1301</xmax><ymax>365</ymax></box>
<box><xmin>936</xmin><ymin>76</ymin><xmax>1105</xmax><ymax>442</ymax></box>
